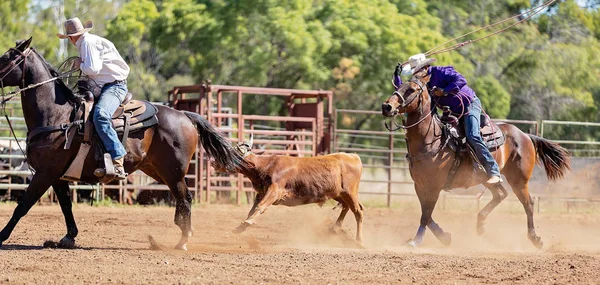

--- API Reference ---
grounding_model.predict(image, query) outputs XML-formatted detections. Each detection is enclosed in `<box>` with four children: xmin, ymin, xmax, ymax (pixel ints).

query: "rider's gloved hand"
<box><xmin>432</xmin><ymin>86</ymin><xmax>445</xmax><ymax>97</ymax></box>
<box><xmin>394</xmin><ymin>63</ymin><xmax>402</xmax><ymax>77</ymax></box>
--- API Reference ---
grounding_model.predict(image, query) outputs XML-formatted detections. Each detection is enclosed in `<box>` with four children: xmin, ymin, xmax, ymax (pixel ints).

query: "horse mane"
<box><xmin>31</xmin><ymin>48</ymin><xmax>81</xmax><ymax>103</ymax></box>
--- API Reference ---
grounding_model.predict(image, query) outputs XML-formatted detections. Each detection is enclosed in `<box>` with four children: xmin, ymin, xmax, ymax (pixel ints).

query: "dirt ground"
<box><xmin>0</xmin><ymin>203</ymin><xmax>599</xmax><ymax>284</ymax></box>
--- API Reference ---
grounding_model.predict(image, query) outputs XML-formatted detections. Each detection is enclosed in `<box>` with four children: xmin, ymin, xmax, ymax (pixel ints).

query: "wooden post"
<box><xmin>206</xmin><ymin>162</ymin><xmax>212</xmax><ymax>203</ymax></box>
<box><xmin>194</xmin><ymin>148</ymin><xmax>200</xmax><ymax>203</ymax></box>
<box><xmin>237</xmin><ymin>90</ymin><xmax>244</xmax><ymax>204</ymax></box>
<box><xmin>217</xmin><ymin>91</ymin><xmax>223</xmax><ymax>127</ymax></box>
<box><xmin>388</xmin><ymin>132</ymin><xmax>393</xmax><ymax>207</ymax></box>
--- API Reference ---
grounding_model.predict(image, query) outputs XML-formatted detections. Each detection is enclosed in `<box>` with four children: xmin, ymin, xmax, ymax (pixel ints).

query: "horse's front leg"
<box><xmin>52</xmin><ymin>181</ymin><xmax>79</xmax><ymax>248</ymax></box>
<box><xmin>0</xmin><ymin>173</ymin><xmax>53</xmax><ymax>247</ymax></box>
<box><xmin>407</xmin><ymin>186</ymin><xmax>450</xmax><ymax>247</ymax></box>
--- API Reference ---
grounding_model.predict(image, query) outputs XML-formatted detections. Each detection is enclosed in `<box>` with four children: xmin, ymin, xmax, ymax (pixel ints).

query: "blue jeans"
<box><xmin>463</xmin><ymin>98</ymin><xmax>500</xmax><ymax>177</ymax></box>
<box><xmin>93</xmin><ymin>81</ymin><xmax>127</xmax><ymax>160</ymax></box>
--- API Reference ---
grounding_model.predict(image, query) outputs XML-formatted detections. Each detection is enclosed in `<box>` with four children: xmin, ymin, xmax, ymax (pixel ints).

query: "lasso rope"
<box><xmin>398</xmin><ymin>0</ymin><xmax>558</xmax><ymax>65</ymax></box>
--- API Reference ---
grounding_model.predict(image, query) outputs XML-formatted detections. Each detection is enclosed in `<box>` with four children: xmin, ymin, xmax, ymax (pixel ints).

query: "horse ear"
<box><xmin>15</xmin><ymin>37</ymin><xmax>33</xmax><ymax>51</ymax></box>
<box><xmin>248</xmin><ymin>133</ymin><xmax>253</xmax><ymax>149</ymax></box>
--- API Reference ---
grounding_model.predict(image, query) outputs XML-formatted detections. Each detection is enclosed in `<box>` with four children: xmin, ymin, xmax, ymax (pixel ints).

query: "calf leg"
<box><xmin>246</xmin><ymin>193</ymin><xmax>265</xmax><ymax>220</ymax></box>
<box><xmin>340</xmin><ymin>193</ymin><xmax>364</xmax><ymax>242</ymax></box>
<box><xmin>234</xmin><ymin>186</ymin><xmax>280</xmax><ymax>233</ymax></box>
<box><xmin>334</xmin><ymin>199</ymin><xmax>349</xmax><ymax>228</ymax></box>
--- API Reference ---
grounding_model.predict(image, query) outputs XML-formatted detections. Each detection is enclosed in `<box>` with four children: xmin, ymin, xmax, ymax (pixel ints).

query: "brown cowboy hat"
<box><xmin>56</xmin><ymin>17</ymin><xmax>93</xmax><ymax>39</ymax></box>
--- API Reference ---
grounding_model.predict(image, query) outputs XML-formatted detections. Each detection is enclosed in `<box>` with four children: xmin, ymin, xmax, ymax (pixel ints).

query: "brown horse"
<box><xmin>381</xmin><ymin>73</ymin><xmax>570</xmax><ymax>249</ymax></box>
<box><xmin>0</xmin><ymin>38</ymin><xmax>249</xmax><ymax>250</ymax></box>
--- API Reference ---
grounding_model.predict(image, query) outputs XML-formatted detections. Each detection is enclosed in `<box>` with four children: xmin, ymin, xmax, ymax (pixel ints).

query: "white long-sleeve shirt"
<box><xmin>76</xmin><ymin>32</ymin><xmax>130</xmax><ymax>86</ymax></box>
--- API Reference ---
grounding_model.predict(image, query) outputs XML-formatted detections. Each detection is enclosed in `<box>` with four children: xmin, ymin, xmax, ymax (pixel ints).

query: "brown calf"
<box><xmin>230</xmin><ymin>139</ymin><xmax>364</xmax><ymax>242</ymax></box>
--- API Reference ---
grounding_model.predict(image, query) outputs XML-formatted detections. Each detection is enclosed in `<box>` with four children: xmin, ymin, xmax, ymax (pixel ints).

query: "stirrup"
<box><xmin>114</xmin><ymin>166</ymin><xmax>128</xmax><ymax>180</ymax></box>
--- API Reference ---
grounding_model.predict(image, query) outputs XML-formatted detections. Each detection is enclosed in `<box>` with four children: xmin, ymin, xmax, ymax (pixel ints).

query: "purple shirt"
<box><xmin>428</xmin><ymin>66</ymin><xmax>476</xmax><ymax>115</ymax></box>
<box><xmin>393</xmin><ymin>66</ymin><xmax>477</xmax><ymax>116</ymax></box>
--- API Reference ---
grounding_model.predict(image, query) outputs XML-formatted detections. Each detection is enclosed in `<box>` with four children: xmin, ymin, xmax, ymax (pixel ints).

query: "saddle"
<box><xmin>438</xmin><ymin>107</ymin><xmax>505</xmax><ymax>191</ymax></box>
<box><xmin>111</xmin><ymin>94</ymin><xmax>159</xmax><ymax>141</ymax></box>
<box><xmin>60</xmin><ymin>92</ymin><xmax>159</xmax><ymax>182</ymax></box>
<box><xmin>439</xmin><ymin>108</ymin><xmax>505</xmax><ymax>153</ymax></box>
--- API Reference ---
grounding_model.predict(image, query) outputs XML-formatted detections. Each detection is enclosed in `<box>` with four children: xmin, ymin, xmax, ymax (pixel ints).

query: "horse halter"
<box><xmin>385</xmin><ymin>76</ymin><xmax>431</xmax><ymax>131</ymax></box>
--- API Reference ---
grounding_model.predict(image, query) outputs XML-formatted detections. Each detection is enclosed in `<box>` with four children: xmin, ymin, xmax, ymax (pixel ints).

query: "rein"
<box><xmin>0</xmin><ymin>47</ymin><xmax>81</xmax><ymax>175</ymax></box>
<box><xmin>1</xmin><ymin>48</ymin><xmax>79</xmax><ymax>104</ymax></box>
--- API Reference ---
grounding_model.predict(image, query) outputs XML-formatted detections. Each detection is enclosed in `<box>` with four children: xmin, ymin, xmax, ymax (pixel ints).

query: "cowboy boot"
<box><xmin>485</xmin><ymin>175</ymin><xmax>502</xmax><ymax>185</ymax></box>
<box><xmin>112</xmin><ymin>157</ymin><xmax>128</xmax><ymax>180</ymax></box>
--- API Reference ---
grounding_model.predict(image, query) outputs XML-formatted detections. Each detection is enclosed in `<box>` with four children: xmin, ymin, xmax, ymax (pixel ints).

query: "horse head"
<box><xmin>381</xmin><ymin>69</ymin><xmax>431</xmax><ymax>118</ymax></box>
<box><xmin>0</xmin><ymin>37</ymin><xmax>33</xmax><ymax>87</ymax></box>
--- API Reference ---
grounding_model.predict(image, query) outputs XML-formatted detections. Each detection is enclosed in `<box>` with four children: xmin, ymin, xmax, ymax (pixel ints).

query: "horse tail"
<box><xmin>528</xmin><ymin>134</ymin><xmax>571</xmax><ymax>181</ymax></box>
<box><xmin>183</xmin><ymin>111</ymin><xmax>251</xmax><ymax>173</ymax></box>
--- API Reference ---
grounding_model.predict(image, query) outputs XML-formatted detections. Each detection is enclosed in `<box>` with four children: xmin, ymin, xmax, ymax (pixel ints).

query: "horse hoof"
<box><xmin>232</xmin><ymin>222</ymin><xmax>250</xmax><ymax>234</ymax></box>
<box><xmin>174</xmin><ymin>243</ymin><xmax>188</xmax><ymax>251</ymax></box>
<box><xmin>439</xmin><ymin>232</ymin><xmax>452</xmax><ymax>246</ymax></box>
<box><xmin>476</xmin><ymin>223</ymin><xmax>486</xmax><ymax>236</ymax></box>
<box><xmin>406</xmin><ymin>239</ymin><xmax>418</xmax><ymax>248</ymax></box>
<box><xmin>58</xmin><ymin>236</ymin><xmax>76</xmax><ymax>249</ymax></box>
<box><xmin>529</xmin><ymin>235</ymin><xmax>543</xmax><ymax>249</ymax></box>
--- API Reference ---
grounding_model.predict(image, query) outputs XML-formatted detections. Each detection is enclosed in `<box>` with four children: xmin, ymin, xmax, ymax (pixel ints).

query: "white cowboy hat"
<box><xmin>56</xmin><ymin>17</ymin><xmax>93</xmax><ymax>39</ymax></box>
<box><xmin>401</xmin><ymin>53</ymin><xmax>437</xmax><ymax>77</ymax></box>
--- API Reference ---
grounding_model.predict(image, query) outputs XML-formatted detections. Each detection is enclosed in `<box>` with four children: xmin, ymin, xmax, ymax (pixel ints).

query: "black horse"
<box><xmin>0</xmin><ymin>38</ymin><xmax>249</xmax><ymax>250</ymax></box>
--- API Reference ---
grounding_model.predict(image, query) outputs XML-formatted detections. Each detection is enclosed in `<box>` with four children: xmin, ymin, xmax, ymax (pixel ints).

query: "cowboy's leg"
<box><xmin>464</xmin><ymin>98</ymin><xmax>500</xmax><ymax>179</ymax></box>
<box><xmin>93</xmin><ymin>82</ymin><xmax>128</xmax><ymax>160</ymax></box>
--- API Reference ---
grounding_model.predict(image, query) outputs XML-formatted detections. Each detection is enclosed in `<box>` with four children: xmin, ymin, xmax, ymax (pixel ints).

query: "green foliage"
<box><xmin>472</xmin><ymin>75</ymin><xmax>511</xmax><ymax>118</ymax></box>
<box><xmin>0</xmin><ymin>0</ymin><xmax>30</xmax><ymax>52</ymax></box>
<box><xmin>2</xmin><ymin>0</ymin><xmax>600</xmax><ymax>149</ymax></box>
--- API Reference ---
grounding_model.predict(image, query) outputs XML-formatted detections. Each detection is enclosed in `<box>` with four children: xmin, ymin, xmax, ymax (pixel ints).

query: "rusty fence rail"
<box><xmin>1</xmin><ymin>106</ymin><xmax>600</xmax><ymax>210</ymax></box>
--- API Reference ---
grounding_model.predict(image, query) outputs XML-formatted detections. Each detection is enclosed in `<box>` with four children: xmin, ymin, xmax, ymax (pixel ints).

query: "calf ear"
<box><xmin>15</xmin><ymin>37</ymin><xmax>33</xmax><ymax>51</ymax></box>
<box><xmin>254</xmin><ymin>150</ymin><xmax>265</xmax><ymax>155</ymax></box>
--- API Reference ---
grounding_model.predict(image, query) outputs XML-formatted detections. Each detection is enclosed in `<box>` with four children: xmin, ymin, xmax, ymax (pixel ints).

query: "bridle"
<box><xmin>385</xmin><ymin>76</ymin><xmax>432</xmax><ymax>131</ymax></box>
<box><xmin>0</xmin><ymin>48</ymin><xmax>79</xmax><ymax>104</ymax></box>
<box><xmin>0</xmin><ymin>45</ymin><xmax>79</xmax><ymax>175</ymax></box>
<box><xmin>0</xmin><ymin>46</ymin><xmax>35</xmax><ymax>175</ymax></box>
<box><xmin>0</xmin><ymin>47</ymin><xmax>32</xmax><ymax>92</ymax></box>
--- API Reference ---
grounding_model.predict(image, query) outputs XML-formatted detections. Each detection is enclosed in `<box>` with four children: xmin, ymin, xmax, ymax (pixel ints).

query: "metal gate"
<box><xmin>169</xmin><ymin>83</ymin><xmax>333</xmax><ymax>204</ymax></box>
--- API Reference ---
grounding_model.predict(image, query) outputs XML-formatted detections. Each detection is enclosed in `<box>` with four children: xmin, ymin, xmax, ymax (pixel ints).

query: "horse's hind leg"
<box><xmin>476</xmin><ymin>184</ymin><xmax>508</xmax><ymax>235</ymax></box>
<box><xmin>0</xmin><ymin>174</ymin><xmax>53</xmax><ymax>247</ymax></box>
<box><xmin>511</xmin><ymin>181</ymin><xmax>543</xmax><ymax>249</ymax></box>
<box><xmin>168</xmin><ymin>179</ymin><xmax>193</xmax><ymax>251</ymax></box>
<box><xmin>53</xmin><ymin>181</ymin><xmax>79</xmax><ymax>248</ymax></box>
